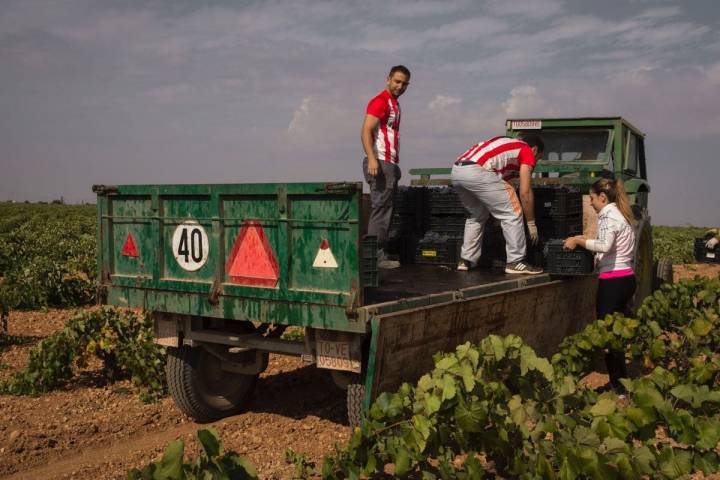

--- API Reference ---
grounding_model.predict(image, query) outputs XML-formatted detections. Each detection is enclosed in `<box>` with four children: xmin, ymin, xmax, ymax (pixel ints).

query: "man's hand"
<box><xmin>526</xmin><ymin>220</ymin><xmax>539</xmax><ymax>245</ymax></box>
<box><xmin>367</xmin><ymin>158</ymin><xmax>379</xmax><ymax>177</ymax></box>
<box><xmin>706</xmin><ymin>237</ymin><xmax>719</xmax><ymax>250</ymax></box>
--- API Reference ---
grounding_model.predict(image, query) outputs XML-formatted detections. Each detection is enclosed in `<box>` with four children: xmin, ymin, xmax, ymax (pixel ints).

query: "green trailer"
<box><xmin>93</xmin><ymin>117</ymin><xmax>670</xmax><ymax>426</ymax></box>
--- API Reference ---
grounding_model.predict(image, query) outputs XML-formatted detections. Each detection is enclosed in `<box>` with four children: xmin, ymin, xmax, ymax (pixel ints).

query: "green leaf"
<box><xmin>508</xmin><ymin>395</ymin><xmax>527</xmax><ymax>427</ymax></box>
<box><xmin>436</xmin><ymin>355</ymin><xmax>458</xmax><ymax>371</ymax></box>
<box><xmin>631</xmin><ymin>446</ymin><xmax>655</xmax><ymax>474</ymax></box>
<box><xmin>454</xmin><ymin>398</ymin><xmax>486</xmax><ymax>433</ymax></box>
<box><xmin>600</xmin><ymin>437</ymin><xmax>627</xmax><ymax>455</ymax></box>
<box><xmin>394</xmin><ymin>446</ymin><xmax>410</xmax><ymax>476</ymax></box>
<box><xmin>695</xmin><ymin>417</ymin><xmax>720</xmax><ymax>450</ymax></box>
<box><xmin>657</xmin><ymin>448</ymin><xmax>693</xmax><ymax>478</ymax></box>
<box><xmin>559</xmin><ymin>453</ymin><xmax>579</xmax><ymax>480</ymax></box>
<box><xmin>460</xmin><ymin>363</ymin><xmax>476</xmax><ymax>392</ymax></box>
<box><xmin>423</xmin><ymin>393</ymin><xmax>441</xmax><ymax>416</ymax></box>
<box><xmin>690</xmin><ymin>318</ymin><xmax>713</xmax><ymax>337</ymax></box>
<box><xmin>197</xmin><ymin>428</ymin><xmax>222</xmax><ymax>459</ymax></box>
<box><xmin>441</xmin><ymin>374</ymin><xmax>456</xmax><ymax>401</ymax></box>
<box><xmin>573</xmin><ymin>426</ymin><xmax>600</xmax><ymax>448</ymax></box>
<box><xmin>633</xmin><ymin>384</ymin><xmax>665</xmax><ymax>410</ymax></box>
<box><xmin>412</xmin><ymin>415</ymin><xmax>431</xmax><ymax>441</ymax></box>
<box><xmin>589</xmin><ymin>398</ymin><xmax>616</xmax><ymax>417</ymax></box>
<box><xmin>154</xmin><ymin>439</ymin><xmax>184</xmax><ymax>480</ymax></box>
<box><xmin>488</xmin><ymin>335</ymin><xmax>506</xmax><ymax>361</ymax></box>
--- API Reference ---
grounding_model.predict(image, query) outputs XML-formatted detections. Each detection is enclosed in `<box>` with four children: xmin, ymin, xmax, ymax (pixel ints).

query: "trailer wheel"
<box><xmin>347</xmin><ymin>381</ymin><xmax>365</xmax><ymax>428</ymax></box>
<box><xmin>166</xmin><ymin>345</ymin><xmax>257</xmax><ymax>423</ymax></box>
<box><xmin>653</xmin><ymin>258</ymin><xmax>674</xmax><ymax>291</ymax></box>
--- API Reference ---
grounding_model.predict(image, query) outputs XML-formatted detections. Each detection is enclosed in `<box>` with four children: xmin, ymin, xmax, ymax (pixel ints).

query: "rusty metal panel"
<box><xmin>368</xmin><ymin>276</ymin><xmax>596</xmax><ymax>400</ymax></box>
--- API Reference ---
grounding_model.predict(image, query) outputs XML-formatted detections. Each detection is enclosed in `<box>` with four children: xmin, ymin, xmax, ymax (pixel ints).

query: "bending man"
<box><xmin>451</xmin><ymin>134</ymin><xmax>544</xmax><ymax>274</ymax></box>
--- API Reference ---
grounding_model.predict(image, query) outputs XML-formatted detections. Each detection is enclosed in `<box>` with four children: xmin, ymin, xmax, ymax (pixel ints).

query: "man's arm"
<box><xmin>518</xmin><ymin>164</ymin><xmax>535</xmax><ymax>222</ymax></box>
<box><xmin>518</xmin><ymin>164</ymin><xmax>538</xmax><ymax>244</ymax></box>
<box><xmin>361</xmin><ymin>114</ymin><xmax>381</xmax><ymax>176</ymax></box>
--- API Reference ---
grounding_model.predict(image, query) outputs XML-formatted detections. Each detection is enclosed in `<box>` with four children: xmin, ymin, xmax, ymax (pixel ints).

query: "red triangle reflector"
<box><xmin>226</xmin><ymin>221</ymin><xmax>279</xmax><ymax>287</ymax></box>
<box><xmin>121</xmin><ymin>233</ymin><xmax>139</xmax><ymax>257</ymax></box>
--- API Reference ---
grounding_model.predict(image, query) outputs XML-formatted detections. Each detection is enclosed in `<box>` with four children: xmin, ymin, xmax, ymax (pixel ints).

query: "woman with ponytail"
<box><xmin>563</xmin><ymin>178</ymin><xmax>636</xmax><ymax>394</ymax></box>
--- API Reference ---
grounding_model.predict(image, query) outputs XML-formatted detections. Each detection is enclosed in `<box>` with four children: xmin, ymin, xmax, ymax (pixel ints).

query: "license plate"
<box><xmin>422</xmin><ymin>250</ymin><xmax>437</xmax><ymax>257</ymax></box>
<box><xmin>316</xmin><ymin>340</ymin><xmax>361</xmax><ymax>372</ymax></box>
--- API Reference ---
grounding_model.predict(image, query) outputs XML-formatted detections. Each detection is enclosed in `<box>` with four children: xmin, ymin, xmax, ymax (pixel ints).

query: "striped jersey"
<box><xmin>366</xmin><ymin>90</ymin><xmax>401</xmax><ymax>164</ymax></box>
<box><xmin>457</xmin><ymin>136</ymin><xmax>536</xmax><ymax>180</ymax></box>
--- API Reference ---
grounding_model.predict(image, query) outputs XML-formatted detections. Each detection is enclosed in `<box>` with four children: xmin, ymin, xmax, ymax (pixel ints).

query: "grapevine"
<box><xmin>317</xmin><ymin>276</ymin><xmax>720</xmax><ymax>479</ymax></box>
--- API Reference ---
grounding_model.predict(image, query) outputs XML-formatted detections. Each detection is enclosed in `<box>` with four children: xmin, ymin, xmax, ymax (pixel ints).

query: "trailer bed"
<box><xmin>364</xmin><ymin>264</ymin><xmax>509</xmax><ymax>305</ymax></box>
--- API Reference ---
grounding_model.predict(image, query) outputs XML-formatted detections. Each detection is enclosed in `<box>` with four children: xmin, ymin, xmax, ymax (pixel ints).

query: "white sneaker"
<box><xmin>457</xmin><ymin>260</ymin><xmax>470</xmax><ymax>271</ymax></box>
<box><xmin>505</xmin><ymin>261</ymin><xmax>543</xmax><ymax>275</ymax></box>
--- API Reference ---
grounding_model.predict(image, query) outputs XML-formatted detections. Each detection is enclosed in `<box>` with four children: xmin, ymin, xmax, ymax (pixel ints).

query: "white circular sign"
<box><xmin>172</xmin><ymin>221</ymin><xmax>209</xmax><ymax>271</ymax></box>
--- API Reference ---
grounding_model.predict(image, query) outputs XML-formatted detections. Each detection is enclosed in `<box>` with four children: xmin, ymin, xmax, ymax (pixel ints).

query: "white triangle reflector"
<box><xmin>313</xmin><ymin>239</ymin><xmax>338</xmax><ymax>268</ymax></box>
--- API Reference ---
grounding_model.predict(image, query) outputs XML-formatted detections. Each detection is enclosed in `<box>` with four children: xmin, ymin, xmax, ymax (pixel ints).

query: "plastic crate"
<box><xmin>478</xmin><ymin>242</ymin><xmax>506</xmax><ymax>269</ymax></box>
<box><xmin>427</xmin><ymin>215</ymin><xmax>466</xmax><ymax>236</ymax></box>
<box><xmin>536</xmin><ymin>214</ymin><xmax>583</xmax><ymax>240</ymax></box>
<box><xmin>543</xmin><ymin>239</ymin><xmax>595</xmax><ymax>275</ymax></box>
<box><xmin>533</xmin><ymin>185</ymin><xmax>583</xmax><ymax>217</ymax></box>
<box><xmin>361</xmin><ymin>235</ymin><xmax>379</xmax><ymax>287</ymax></box>
<box><xmin>389</xmin><ymin>212</ymin><xmax>421</xmax><ymax>234</ymax></box>
<box><xmin>393</xmin><ymin>186</ymin><xmax>424</xmax><ymax>215</ymax></box>
<box><xmin>414</xmin><ymin>233</ymin><xmax>462</xmax><ymax>265</ymax></box>
<box><xmin>426</xmin><ymin>186</ymin><xmax>468</xmax><ymax>216</ymax></box>
<box><xmin>694</xmin><ymin>238</ymin><xmax>720</xmax><ymax>264</ymax></box>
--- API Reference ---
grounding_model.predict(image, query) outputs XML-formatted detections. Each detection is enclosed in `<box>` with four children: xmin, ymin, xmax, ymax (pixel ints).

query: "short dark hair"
<box><xmin>389</xmin><ymin>65</ymin><xmax>411</xmax><ymax>78</ymax></box>
<box><xmin>519</xmin><ymin>133</ymin><xmax>544</xmax><ymax>153</ymax></box>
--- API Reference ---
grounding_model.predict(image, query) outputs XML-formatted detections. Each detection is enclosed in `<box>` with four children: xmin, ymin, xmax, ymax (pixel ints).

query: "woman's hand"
<box><xmin>563</xmin><ymin>235</ymin><xmax>584</xmax><ymax>250</ymax></box>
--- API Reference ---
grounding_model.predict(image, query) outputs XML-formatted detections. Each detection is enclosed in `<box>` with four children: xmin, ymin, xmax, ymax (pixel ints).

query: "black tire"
<box><xmin>347</xmin><ymin>382</ymin><xmax>365</xmax><ymax>428</ymax></box>
<box><xmin>653</xmin><ymin>258</ymin><xmax>674</xmax><ymax>291</ymax></box>
<box><xmin>166</xmin><ymin>345</ymin><xmax>257</xmax><ymax>423</ymax></box>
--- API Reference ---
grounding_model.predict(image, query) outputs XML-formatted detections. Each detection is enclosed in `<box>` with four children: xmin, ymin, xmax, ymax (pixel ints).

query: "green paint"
<box><xmin>96</xmin><ymin>182</ymin><xmax>365</xmax><ymax>331</ymax></box>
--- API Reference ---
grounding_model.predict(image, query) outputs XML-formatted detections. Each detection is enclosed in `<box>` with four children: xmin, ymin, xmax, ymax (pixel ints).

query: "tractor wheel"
<box><xmin>166</xmin><ymin>345</ymin><xmax>257</xmax><ymax>423</ymax></box>
<box><xmin>631</xmin><ymin>223</ymin><xmax>653</xmax><ymax>313</ymax></box>
<box><xmin>653</xmin><ymin>258</ymin><xmax>674</xmax><ymax>291</ymax></box>
<box><xmin>346</xmin><ymin>379</ymin><xmax>366</xmax><ymax>428</ymax></box>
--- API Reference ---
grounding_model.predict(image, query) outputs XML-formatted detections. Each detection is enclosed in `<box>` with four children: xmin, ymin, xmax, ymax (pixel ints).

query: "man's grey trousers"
<box><xmin>451</xmin><ymin>164</ymin><xmax>527</xmax><ymax>265</ymax></box>
<box><xmin>363</xmin><ymin>158</ymin><xmax>400</xmax><ymax>252</ymax></box>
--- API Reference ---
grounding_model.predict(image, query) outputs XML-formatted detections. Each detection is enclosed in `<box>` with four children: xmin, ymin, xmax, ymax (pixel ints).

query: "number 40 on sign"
<box><xmin>172</xmin><ymin>221</ymin><xmax>209</xmax><ymax>271</ymax></box>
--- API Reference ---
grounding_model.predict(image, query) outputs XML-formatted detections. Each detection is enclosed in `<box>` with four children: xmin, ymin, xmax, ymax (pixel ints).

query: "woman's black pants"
<box><xmin>596</xmin><ymin>274</ymin><xmax>637</xmax><ymax>389</ymax></box>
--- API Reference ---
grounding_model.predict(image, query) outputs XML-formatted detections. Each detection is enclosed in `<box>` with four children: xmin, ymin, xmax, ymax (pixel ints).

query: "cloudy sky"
<box><xmin>1</xmin><ymin>0</ymin><xmax>719</xmax><ymax>225</ymax></box>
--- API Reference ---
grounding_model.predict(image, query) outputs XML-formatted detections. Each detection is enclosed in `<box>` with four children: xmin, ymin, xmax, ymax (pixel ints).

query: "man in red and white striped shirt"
<box><xmin>361</xmin><ymin>65</ymin><xmax>410</xmax><ymax>269</ymax></box>
<box><xmin>451</xmin><ymin>134</ymin><xmax>544</xmax><ymax>274</ymax></box>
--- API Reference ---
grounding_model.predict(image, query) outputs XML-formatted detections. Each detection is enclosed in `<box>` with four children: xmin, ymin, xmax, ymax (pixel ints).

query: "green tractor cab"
<box><xmin>505</xmin><ymin>117</ymin><xmax>649</xmax><ymax>211</ymax></box>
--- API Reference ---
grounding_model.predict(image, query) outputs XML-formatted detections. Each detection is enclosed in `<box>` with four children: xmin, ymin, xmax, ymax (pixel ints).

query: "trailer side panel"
<box><xmin>368</xmin><ymin>276</ymin><xmax>596</xmax><ymax>400</ymax></box>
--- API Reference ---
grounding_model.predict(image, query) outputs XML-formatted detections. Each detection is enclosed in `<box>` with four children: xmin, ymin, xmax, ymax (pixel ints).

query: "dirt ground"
<box><xmin>0</xmin><ymin>263</ymin><xmax>718</xmax><ymax>479</ymax></box>
<box><xmin>0</xmin><ymin>309</ymin><xmax>349</xmax><ymax>479</ymax></box>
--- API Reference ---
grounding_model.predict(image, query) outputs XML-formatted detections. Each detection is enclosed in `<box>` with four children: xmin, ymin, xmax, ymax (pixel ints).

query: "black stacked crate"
<box><xmin>424</xmin><ymin>186</ymin><xmax>468</xmax><ymax>239</ymax></box>
<box><xmin>532</xmin><ymin>185</ymin><xmax>583</xmax><ymax>240</ymax></box>
<box><xmin>414</xmin><ymin>232</ymin><xmax>462</xmax><ymax>265</ymax></box>
<box><xmin>478</xmin><ymin>219</ymin><xmax>506</xmax><ymax>269</ymax></box>
<box><xmin>360</xmin><ymin>235</ymin><xmax>379</xmax><ymax>287</ymax></box>
<box><xmin>387</xmin><ymin>186</ymin><xmax>425</xmax><ymax>263</ymax></box>
<box><xmin>543</xmin><ymin>239</ymin><xmax>595</xmax><ymax>275</ymax></box>
<box><xmin>694</xmin><ymin>238</ymin><xmax>720</xmax><ymax>264</ymax></box>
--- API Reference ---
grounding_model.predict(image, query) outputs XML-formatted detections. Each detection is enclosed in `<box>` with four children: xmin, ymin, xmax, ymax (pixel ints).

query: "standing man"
<box><xmin>361</xmin><ymin>65</ymin><xmax>410</xmax><ymax>269</ymax></box>
<box><xmin>451</xmin><ymin>134</ymin><xmax>544</xmax><ymax>274</ymax></box>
